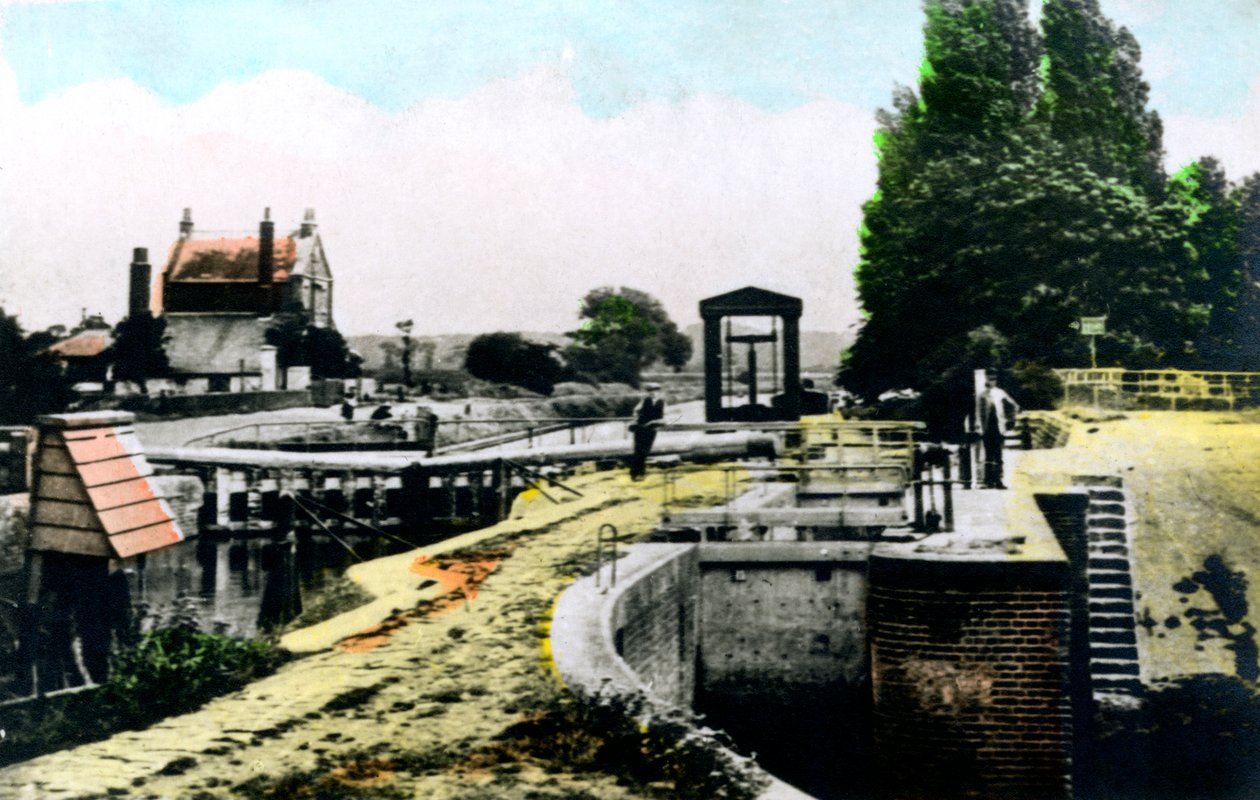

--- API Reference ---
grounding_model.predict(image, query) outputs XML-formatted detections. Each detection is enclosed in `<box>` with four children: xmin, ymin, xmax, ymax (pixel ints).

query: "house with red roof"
<box><xmin>43</xmin><ymin>315</ymin><xmax>114</xmax><ymax>387</ymax></box>
<box><xmin>131</xmin><ymin>207</ymin><xmax>335</xmax><ymax>392</ymax></box>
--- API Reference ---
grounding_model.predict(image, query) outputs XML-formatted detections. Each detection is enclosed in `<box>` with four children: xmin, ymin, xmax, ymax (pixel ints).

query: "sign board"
<box><xmin>1079</xmin><ymin>316</ymin><xmax>1106</xmax><ymax>336</ymax></box>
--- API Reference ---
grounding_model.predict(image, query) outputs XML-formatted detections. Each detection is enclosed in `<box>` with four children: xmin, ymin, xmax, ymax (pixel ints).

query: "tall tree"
<box><xmin>0</xmin><ymin>309</ymin><xmax>74</xmax><ymax>423</ymax></box>
<box><xmin>1167</xmin><ymin>158</ymin><xmax>1243</xmax><ymax>367</ymax></box>
<box><xmin>1038</xmin><ymin>0</ymin><xmax>1164</xmax><ymax>192</ymax></box>
<box><xmin>265</xmin><ymin>312</ymin><xmax>359</xmax><ymax>380</ymax></box>
<box><xmin>107</xmin><ymin>312</ymin><xmax>171</xmax><ymax>395</ymax></box>
<box><xmin>565</xmin><ymin>287</ymin><xmax>691</xmax><ymax>386</ymax></box>
<box><xmin>847</xmin><ymin>0</ymin><xmax>1206</xmax><ymax>413</ymax></box>
<box><xmin>1234</xmin><ymin>173</ymin><xmax>1260</xmax><ymax>369</ymax></box>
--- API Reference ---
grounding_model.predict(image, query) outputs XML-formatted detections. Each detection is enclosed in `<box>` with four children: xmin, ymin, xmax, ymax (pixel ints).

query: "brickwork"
<box><xmin>609</xmin><ymin>546</ymin><xmax>700</xmax><ymax>707</ymax></box>
<box><xmin>868</xmin><ymin>556</ymin><xmax>1073</xmax><ymax>800</ymax></box>
<box><xmin>1022</xmin><ymin>412</ymin><xmax>1073</xmax><ymax>450</ymax></box>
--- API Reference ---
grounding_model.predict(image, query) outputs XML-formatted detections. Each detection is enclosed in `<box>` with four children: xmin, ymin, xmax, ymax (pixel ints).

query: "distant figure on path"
<box><xmin>630</xmin><ymin>382</ymin><xmax>665</xmax><ymax>481</ymax></box>
<box><xmin>978</xmin><ymin>372</ymin><xmax>1019</xmax><ymax>489</ymax></box>
<box><xmin>341</xmin><ymin>395</ymin><xmax>357</xmax><ymax>422</ymax></box>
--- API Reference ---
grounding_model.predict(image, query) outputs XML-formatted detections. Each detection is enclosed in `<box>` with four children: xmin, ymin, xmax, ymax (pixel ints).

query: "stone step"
<box><xmin>1091</xmin><ymin>545</ymin><xmax>1130</xmax><ymax>557</ymax></box>
<box><xmin>1089</xmin><ymin>629</ymin><xmax>1138</xmax><ymax>646</ymax></box>
<box><xmin>1090</xmin><ymin>613</ymin><xmax>1136</xmax><ymax>630</ymax></box>
<box><xmin>1087</xmin><ymin>571</ymin><xmax>1133</xmax><ymax>587</ymax></box>
<box><xmin>1088</xmin><ymin>558</ymin><xmax>1131</xmax><ymax>572</ymax></box>
<box><xmin>1087</xmin><ymin>489</ymin><xmax>1125</xmax><ymax>502</ymax></box>
<box><xmin>1087</xmin><ymin>515</ymin><xmax>1127</xmax><ymax>530</ymax></box>
<box><xmin>1090</xmin><ymin>586</ymin><xmax>1135</xmax><ymax>600</ymax></box>
<box><xmin>1090</xmin><ymin>659</ymin><xmax>1141</xmax><ymax>676</ymax></box>
<box><xmin>1092</xmin><ymin>677</ymin><xmax>1143</xmax><ymax>694</ymax></box>
<box><xmin>1089</xmin><ymin>600</ymin><xmax>1136</xmax><ymax>615</ymax></box>
<box><xmin>1088</xmin><ymin>502</ymin><xmax>1126</xmax><ymax>516</ymax></box>
<box><xmin>1089</xmin><ymin>531</ymin><xmax>1127</xmax><ymax>544</ymax></box>
<box><xmin>1090</xmin><ymin>645</ymin><xmax>1140</xmax><ymax>662</ymax></box>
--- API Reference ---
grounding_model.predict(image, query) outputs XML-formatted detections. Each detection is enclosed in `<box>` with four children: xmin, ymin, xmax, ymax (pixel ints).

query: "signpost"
<box><xmin>1079</xmin><ymin>316</ymin><xmax>1106</xmax><ymax>369</ymax></box>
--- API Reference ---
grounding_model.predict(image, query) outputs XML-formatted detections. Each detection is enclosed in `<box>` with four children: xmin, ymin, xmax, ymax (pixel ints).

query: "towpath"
<box><xmin>0</xmin><ymin>467</ymin><xmax>736</xmax><ymax>800</ymax></box>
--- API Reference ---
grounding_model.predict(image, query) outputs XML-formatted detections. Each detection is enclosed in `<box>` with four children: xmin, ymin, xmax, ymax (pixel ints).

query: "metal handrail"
<box><xmin>595</xmin><ymin>523</ymin><xmax>619</xmax><ymax>591</ymax></box>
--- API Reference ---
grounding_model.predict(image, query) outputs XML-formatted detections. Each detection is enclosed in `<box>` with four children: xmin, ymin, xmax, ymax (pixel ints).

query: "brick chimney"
<box><xmin>179</xmin><ymin>208</ymin><xmax>193</xmax><ymax>239</ymax></box>
<box><xmin>258</xmin><ymin>207</ymin><xmax>274</xmax><ymax>285</ymax></box>
<box><xmin>128</xmin><ymin>247</ymin><xmax>151</xmax><ymax>317</ymax></box>
<box><xmin>300</xmin><ymin>207</ymin><xmax>317</xmax><ymax>238</ymax></box>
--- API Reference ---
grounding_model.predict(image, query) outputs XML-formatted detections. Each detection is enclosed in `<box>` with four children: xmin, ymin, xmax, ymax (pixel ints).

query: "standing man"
<box><xmin>978</xmin><ymin>372</ymin><xmax>1020</xmax><ymax>489</ymax></box>
<box><xmin>630</xmin><ymin>382</ymin><xmax>665</xmax><ymax>481</ymax></box>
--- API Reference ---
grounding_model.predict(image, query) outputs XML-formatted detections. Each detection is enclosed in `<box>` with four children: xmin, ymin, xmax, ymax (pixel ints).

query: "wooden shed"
<box><xmin>29</xmin><ymin>411</ymin><xmax>184</xmax><ymax>558</ymax></box>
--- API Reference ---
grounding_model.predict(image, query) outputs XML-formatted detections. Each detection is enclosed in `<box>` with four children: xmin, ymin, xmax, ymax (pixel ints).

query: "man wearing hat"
<box><xmin>977</xmin><ymin>371</ymin><xmax>1019</xmax><ymax>489</ymax></box>
<box><xmin>630</xmin><ymin>382</ymin><xmax>665</xmax><ymax>480</ymax></box>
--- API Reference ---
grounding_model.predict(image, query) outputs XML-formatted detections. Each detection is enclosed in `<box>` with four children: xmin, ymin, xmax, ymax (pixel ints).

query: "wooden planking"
<box><xmin>84</xmin><ymin>477</ymin><xmax>155</xmax><ymax>511</ymax></box>
<box><xmin>63</xmin><ymin>430</ymin><xmax>135</xmax><ymax>465</ymax></box>
<box><xmin>29</xmin><ymin>525</ymin><xmax>112</xmax><ymax>558</ymax></box>
<box><xmin>32</xmin><ymin>499</ymin><xmax>100</xmax><ymax>530</ymax></box>
<box><xmin>97</xmin><ymin>498</ymin><xmax>172</xmax><ymax>535</ymax></box>
<box><xmin>35</xmin><ymin>473</ymin><xmax>91</xmax><ymax>504</ymax></box>
<box><xmin>109</xmin><ymin>520</ymin><xmax>182</xmax><ymax>558</ymax></box>
<box><xmin>37</xmin><ymin>445</ymin><xmax>76</xmax><ymax>475</ymax></box>
<box><xmin>61</xmin><ymin>424</ymin><xmax>135</xmax><ymax>442</ymax></box>
<box><xmin>77</xmin><ymin>455</ymin><xmax>152</xmax><ymax>487</ymax></box>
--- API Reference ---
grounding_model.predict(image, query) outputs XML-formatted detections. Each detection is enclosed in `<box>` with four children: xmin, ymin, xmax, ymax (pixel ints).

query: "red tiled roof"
<box><xmin>29</xmin><ymin>419</ymin><xmax>184</xmax><ymax>558</ymax></box>
<box><xmin>165</xmin><ymin>235</ymin><xmax>296</xmax><ymax>282</ymax></box>
<box><xmin>46</xmin><ymin>332</ymin><xmax>112</xmax><ymax>359</ymax></box>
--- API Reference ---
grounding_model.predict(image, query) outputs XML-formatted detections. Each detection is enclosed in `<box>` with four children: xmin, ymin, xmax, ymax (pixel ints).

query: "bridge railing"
<box><xmin>184</xmin><ymin>416</ymin><xmax>637</xmax><ymax>454</ymax></box>
<box><xmin>1055</xmin><ymin>368</ymin><xmax>1260</xmax><ymax>410</ymax></box>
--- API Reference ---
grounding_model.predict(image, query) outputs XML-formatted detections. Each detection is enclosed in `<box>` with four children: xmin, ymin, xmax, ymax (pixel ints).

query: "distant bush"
<box><xmin>464</xmin><ymin>332</ymin><xmax>565</xmax><ymax>395</ymax></box>
<box><xmin>1012</xmin><ymin>359</ymin><xmax>1064</xmax><ymax>409</ymax></box>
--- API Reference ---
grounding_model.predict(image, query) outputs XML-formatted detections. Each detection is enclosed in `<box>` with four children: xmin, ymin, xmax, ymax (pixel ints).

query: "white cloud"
<box><xmin>1162</xmin><ymin>75</ymin><xmax>1260</xmax><ymax>178</ymax></box>
<box><xmin>0</xmin><ymin>59</ymin><xmax>876</xmax><ymax>337</ymax></box>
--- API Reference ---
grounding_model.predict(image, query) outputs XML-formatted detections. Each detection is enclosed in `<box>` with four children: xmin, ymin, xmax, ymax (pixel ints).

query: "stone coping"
<box><xmin>551</xmin><ymin>541</ymin><xmax>816</xmax><ymax>800</ymax></box>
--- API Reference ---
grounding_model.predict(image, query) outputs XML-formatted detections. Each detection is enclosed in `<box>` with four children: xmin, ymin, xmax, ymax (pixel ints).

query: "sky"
<box><xmin>1</xmin><ymin>0</ymin><xmax>1259</xmax><ymax>337</ymax></box>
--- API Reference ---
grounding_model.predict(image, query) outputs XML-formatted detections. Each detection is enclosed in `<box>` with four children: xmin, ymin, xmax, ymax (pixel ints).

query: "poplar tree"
<box><xmin>1038</xmin><ymin>0</ymin><xmax>1165</xmax><ymax>192</ymax></box>
<box><xmin>846</xmin><ymin>0</ymin><xmax>1208</xmax><ymax>410</ymax></box>
<box><xmin>1167</xmin><ymin>158</ymin><xmax>1243</xmax><ymax>367</ymax></box>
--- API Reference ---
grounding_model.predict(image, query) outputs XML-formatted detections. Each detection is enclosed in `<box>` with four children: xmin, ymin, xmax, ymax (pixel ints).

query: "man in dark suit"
<box><xmin>630</xmin><ymin>382</ymin><xmax>665</xmax><ymax>480</ymax></box>
<box><xmin>978</xmin><ymin>372</ymin><xmax>1019</xmax><ymax>489</ymax></box>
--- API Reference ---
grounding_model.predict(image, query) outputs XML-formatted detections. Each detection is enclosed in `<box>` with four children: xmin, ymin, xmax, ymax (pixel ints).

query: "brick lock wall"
<box><xmin>610</xmin><ymin>547</ymin><xmax>700</xmax><ymax>707</ymax></box>
<box><xmin>868</xmin><ymin>555</ymin><xmax>1073</xmax><ymax>800</ymax></box>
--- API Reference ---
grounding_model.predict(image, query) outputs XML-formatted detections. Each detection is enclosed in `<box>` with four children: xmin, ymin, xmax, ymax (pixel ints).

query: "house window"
<box><xmin>208</xmin><ymin>375</ymin><xmax>231</xmax><ymax>393</ymax></box>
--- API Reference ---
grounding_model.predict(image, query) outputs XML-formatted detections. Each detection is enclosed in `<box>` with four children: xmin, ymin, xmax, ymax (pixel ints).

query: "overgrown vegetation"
<box><xmin>1086</xmin><ymin>675</ymin><xmax>1260</xmax><ymax>800</ymax></box>
<box><xmin>0</xmin><ymin>628</ymin><xmax>288</xmax><ymax>767</ymax></box>
<box><xmin>107</xmin><ymin>311</ymin><xmax>171</xmax><ymax>394</ymax></box>
<box><xmin>0</xmin><ymin>306</ymin><xmax>74</xmax><ymax>423</ymax></box>
<box><xmin>232</xmin><ymin>686</ymin><xmax>766</xmax><ymax>800</ymax></box>
<box><xmin>266</xmin><ymin>311</ymin><xmax>361</xmax><ymax>380</ymax></box>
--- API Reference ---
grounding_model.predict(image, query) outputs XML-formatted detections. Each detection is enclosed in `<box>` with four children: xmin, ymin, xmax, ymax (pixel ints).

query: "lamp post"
<box><xmin>395</xmin><ymin>319</ymin><xmax>414</xmax><ymax>389</ymax></box>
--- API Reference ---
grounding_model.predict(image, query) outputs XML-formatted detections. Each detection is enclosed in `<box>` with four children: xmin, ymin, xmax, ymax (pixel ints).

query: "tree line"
<box><xmin>842</xmin><ymin>0</ymin><xmax>1260</xmax><ymax>428</ymax></box>
<box><xmin>464</xmin><ymin>287</ymin><xmax>692</xmax><ymax>395</ymax></box>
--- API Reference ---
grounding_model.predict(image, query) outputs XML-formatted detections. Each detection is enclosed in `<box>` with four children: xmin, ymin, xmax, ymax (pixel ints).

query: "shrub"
<box><xmin>101</xmin><ymin>627</ymin><xmax>289</xmax><ymax>727</ymax></box>
<box><xmin>465</xmin><ymin>333</ymin><xmax>565</xmax><ymax>395</ymax></box>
